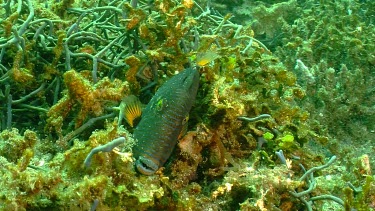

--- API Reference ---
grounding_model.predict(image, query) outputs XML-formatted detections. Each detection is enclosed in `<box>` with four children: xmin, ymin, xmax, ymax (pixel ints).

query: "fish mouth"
<box><xmin>135</xmin><ymin>156</ymin><xmax>160</xmax><ymax>175</ymax></box>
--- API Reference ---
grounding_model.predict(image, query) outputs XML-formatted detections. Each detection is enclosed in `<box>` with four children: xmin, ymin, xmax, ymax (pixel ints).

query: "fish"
<box><xmin>195</xmin><ymin>51</ymin><xmax>220</xmax><ymax>67</ymax></box>
<box><xmin>132</xmin><ymin>68</ymin><xmax>200</xmax><ymax>175</ymax></box>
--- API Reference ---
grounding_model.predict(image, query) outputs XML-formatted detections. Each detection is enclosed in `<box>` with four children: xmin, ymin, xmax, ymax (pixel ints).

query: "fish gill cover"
<box><xmin>0</xmin><ymin>0</ymin><xmax>374</xmax><ymax>210</ymax></box>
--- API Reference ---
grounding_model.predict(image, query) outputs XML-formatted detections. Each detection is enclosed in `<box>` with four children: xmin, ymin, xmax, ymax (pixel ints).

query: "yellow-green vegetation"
<box><xmin>0</xmin><ymin>0</ymin><xmax>374</xmax><ymax>210</ymax></box>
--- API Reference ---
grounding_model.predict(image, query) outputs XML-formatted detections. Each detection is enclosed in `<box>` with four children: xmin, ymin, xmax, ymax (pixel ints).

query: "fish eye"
<box><xmin>182</xmin><ymin>116</ymin><xmax>189</xmax><ymax>124</ymax></box>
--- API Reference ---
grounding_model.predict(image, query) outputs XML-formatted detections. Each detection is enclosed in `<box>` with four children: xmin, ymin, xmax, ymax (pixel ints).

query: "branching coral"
<box><xmin>46</xmin><ymin>69</ymin><xmax>129</xmax><ymax>141</ymax></box>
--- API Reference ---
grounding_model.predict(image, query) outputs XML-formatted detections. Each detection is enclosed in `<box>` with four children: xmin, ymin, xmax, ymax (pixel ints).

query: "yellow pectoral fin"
<box><xmin>122</xmin><ymin>95</ymin><xmax>142</xmax><ymax>127</ymax></box>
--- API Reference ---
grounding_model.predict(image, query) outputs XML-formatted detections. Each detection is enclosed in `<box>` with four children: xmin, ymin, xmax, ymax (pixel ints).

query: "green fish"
<box><xmin>132</xmin><ymin>68</ymin><xmax>199</xmax><ymax>175</ymax></box>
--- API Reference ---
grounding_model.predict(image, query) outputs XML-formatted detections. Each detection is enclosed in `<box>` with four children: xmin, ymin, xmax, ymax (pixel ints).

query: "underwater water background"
<box><xmin>0</xmin><ymin>0</ymin><xmax>374</xmax><ymax>210</ymax></box>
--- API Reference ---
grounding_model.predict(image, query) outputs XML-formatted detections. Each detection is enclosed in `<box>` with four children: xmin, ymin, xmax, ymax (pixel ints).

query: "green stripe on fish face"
<box><xmin>133</xmin><ymin>68</ymin><xmax>199</xmax><ymax>175</ymax></box>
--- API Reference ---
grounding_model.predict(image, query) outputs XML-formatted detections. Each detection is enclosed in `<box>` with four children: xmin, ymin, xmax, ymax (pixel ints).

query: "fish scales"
<box><xmin>133</xmin><ymin>68</ymin><xmax>199</xmax><ymax>175</ymax></box>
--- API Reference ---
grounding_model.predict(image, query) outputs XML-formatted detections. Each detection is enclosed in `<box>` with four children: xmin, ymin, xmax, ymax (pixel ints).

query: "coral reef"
<box><xmin>0</xmin><ymin>0</ymin><xmax>373</xmax><ymax>210</ymax></box>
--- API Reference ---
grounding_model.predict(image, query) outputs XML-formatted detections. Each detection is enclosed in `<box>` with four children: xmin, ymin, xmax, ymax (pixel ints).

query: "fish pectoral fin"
<box><xmin>121</xmin><ymin>95</ymin><xmax>143</xmax><ymax>127</ymax></box>
<box><xmin>178</xmin><ymin>115</ymin><xmax>189</xmax><ymax>140</ymax></box>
